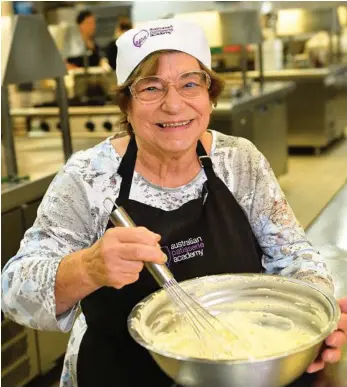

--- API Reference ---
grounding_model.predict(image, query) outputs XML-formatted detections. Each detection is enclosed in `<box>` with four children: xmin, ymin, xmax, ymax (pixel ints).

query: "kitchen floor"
<box><xmin>279</xmin><ymin>138</ymin><xmax>347</xmax><ymax>229</ymax></box>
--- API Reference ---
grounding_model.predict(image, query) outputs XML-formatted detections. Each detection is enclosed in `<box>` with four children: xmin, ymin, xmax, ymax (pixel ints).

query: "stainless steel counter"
<box><xmin>221</xmin><ymin>64</ymin><xmax>347</xmax><ymax>82</ymax></box>
<box><xmin>214</xmin><ymin>82</ymin><xmax>295</xmax><ymax>114</ymax></box>
<box><xmin>1</xmin><ymin>174</ymin><xmax>55</xmax><ymax>213</ymax></box>
<box><xmin>10</xmin><ymin>105</ymin><xmax>121</xmax><ymax>117</ymax></box>
<box><xmin>220</xmin><ymin>66</ymin><xmax>347</xmax><ymax>152</ymax></box>
<box><xmin>211</xmin><ymin>82</ymin><xmax>294</xmax><ymax>177</ymax></box>
<box><xmin>306</xmin><ymin>184</ymin><xmax>347</xmax><ymax>387</ymax></box>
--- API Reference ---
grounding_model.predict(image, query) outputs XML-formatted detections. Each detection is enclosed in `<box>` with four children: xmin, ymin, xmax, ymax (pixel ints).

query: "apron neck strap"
<box><xmin>196</xmin><ymin>139</ymin><xmax>214</xmax><ymax>171</ymax></box>
<box><xmin>116</xmin><ymin>135</ymin><xmax>137</xmax><ymax>206</ymax></box>
<box><xmin>116</xmin><ymin>135</ymin><xmax>215</xmax><ymax>205</ymax></box>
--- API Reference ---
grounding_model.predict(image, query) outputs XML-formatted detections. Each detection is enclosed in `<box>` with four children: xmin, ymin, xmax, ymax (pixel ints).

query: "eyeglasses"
<box><xmin>129</xmin><ymin>70</ymin><xmax>211</xmax><ymax>104</ymax></box>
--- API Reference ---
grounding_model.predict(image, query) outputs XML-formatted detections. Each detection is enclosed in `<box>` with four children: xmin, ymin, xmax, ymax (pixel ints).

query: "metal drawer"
<box><xmin>1</xmin><ymin>358</ymin><xmax>31</xmax><ymax>387</ymax></box>
<box><xmin>1</xmin><ymin>324</ymin><xmax>39</xmax><ymax>387</ymax></box>
<box><xmin>1</xmin><ymin>208</ymin><xmax>24</xmax><ymax>269</ymax></box>
<box><xmin>1</xmin><ymin>319</ymin><xmax>25</xmax><ymax>345</ymax></box>
<box><xmin>2</xmin><ymin>333</ymin><xmax>28</xmax><ymax>369</ymax></box>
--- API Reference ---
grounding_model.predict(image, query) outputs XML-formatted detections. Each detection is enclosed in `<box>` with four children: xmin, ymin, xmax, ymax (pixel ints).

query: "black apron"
<box><xmin>77</xmin><ymin>135</ymin><xmax>263</xmax><ymax>387</ymax></box>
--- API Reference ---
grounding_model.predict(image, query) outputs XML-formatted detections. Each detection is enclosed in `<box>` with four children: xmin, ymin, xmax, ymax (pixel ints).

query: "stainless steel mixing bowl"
<box><xmin>128</xmin><ymin>274</ymin><xmax>340</xmax><ymax>387</ymax></box>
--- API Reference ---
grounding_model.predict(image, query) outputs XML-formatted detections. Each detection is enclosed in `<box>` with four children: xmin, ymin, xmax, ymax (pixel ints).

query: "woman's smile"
<box><xmin>156</xmin><ymin>119</ymin><xmax>194</xmax><ymax>131</ymax></box>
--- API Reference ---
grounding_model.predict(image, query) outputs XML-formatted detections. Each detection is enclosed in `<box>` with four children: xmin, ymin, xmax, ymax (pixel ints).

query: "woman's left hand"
<box><xmin>307</xmin><ymin>297</ymin><xmax>347</xmax><ymax>373</ymax></box>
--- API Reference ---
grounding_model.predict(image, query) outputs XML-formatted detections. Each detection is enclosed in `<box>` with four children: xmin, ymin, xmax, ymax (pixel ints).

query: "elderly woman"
<box><xmin>2</xmin><ymin>19</ymin><xmax>346</xmax><ymax>387</ymax></box>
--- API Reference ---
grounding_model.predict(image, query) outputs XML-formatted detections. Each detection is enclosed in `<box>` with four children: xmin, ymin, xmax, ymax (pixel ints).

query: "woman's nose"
<box><xmin>161</xmin><ymin>85</ymin><xmax>185</xmax><ymax>114</ymax></box>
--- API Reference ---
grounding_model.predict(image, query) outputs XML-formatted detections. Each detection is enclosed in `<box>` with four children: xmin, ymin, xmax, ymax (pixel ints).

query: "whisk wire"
<box><xmin>164</xmin><ymin>278</ymin><xmax>238</xmax><ymax>355</ymax></box>
<box><xmin>164</xmin><ymin>284</ymin><xmax>204</xmax><ymax>339</ymax></box>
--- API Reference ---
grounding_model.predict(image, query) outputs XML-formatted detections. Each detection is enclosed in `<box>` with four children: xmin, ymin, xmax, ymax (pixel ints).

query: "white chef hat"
<box><xmin>115</xmin><ymin>18</ymin><xmax>211</xmax><ymax>84</ymax></box>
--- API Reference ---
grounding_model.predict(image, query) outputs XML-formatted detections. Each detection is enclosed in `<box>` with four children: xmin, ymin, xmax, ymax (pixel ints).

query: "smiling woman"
<box><xmin>115</xmin><ymin>49</ymin><xmax>225</xmax><ymax>137</ymax></box>
<box><xmin>1</xmin><ymin>17</ymin><xmax>346</xmax><ymax>387</ymax></box>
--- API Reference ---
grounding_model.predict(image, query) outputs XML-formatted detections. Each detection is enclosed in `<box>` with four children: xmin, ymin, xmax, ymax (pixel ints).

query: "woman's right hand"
<box><xmin>81</xmin><ymin>227</ymin><xmax>166</xmax><ymax>289</ymax></box>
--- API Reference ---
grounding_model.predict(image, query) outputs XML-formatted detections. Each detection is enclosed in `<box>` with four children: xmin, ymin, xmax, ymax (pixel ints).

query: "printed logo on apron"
<box><xmin>161</xmin><ymin>236</ymin><xmax>205</xmax><ymax>266</ymax></box>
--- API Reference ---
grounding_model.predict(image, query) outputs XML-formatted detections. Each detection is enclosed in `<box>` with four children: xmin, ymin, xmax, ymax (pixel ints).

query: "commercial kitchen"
<box><xmin>1</xmin><ymin>1</ymin><xmax>347</xmax><ymax>387</ymax></box>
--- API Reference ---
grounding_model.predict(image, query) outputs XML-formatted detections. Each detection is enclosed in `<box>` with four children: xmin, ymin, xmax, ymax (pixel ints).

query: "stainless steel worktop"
<box><xmin>209</xmin><ymin>81</ymin><xmax>294</xmax><ymax>177</ymax></box>
<box><xmin>220</xmin><ymin>64</ymin><xmax>347</xmax><ymax>82</ymax></box>
<box><xmin>219</xmin><ymin>66</ymin><xmax>347</xmax><ymax>151</ymax></box>
<box><xmin>215</xmin><ymin>82</ymin><xmax>295</xmax><ymax>115</ymax></box>
<box><xmin>10</xmin><ymin>105</ymin><xmax>121</xmax><ymax>117</ymax></box>
<box><xmin>1</xmin><ymin>135</ymin><xmax>103</xmax><ymax>213</ymax></box>
<box><xmin>306</xmin><ymin>184</ymin><xmax>347</xmax><ymax>387</ymax></box>
<box><xmin>2</xmin><ymin>174</ymin><xmax>55</xmax><ymax>213</ymax></box>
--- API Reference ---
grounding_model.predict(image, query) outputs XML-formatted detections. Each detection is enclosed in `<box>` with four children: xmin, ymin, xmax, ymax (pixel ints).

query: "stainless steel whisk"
<box><xmin>105</xmin><ymin>198</ymin><xmax>246</xmax><ymax>356</ymax></box>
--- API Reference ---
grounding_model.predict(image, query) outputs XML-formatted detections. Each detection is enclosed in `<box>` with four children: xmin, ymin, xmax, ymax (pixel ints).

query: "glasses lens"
<box><xmin>177</xmin><ymin>71</ymin><xmax>210</xmax><ymax>98</ymax></box>
<box><xmin>133</xmin><ymin>77</ymin><xmax>166</xmax><ymax>102</ymax></box>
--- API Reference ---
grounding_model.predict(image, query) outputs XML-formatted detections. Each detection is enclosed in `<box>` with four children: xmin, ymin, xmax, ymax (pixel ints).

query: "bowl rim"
<box><xmin>127</xmin><ymin>273</ymin><xmax>341</xmax><ymax>365</ymax></box>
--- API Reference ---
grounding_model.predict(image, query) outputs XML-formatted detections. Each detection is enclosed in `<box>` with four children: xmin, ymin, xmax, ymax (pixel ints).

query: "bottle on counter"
<box><xmin>255</xmin><ymin>38</ymin><xmax>284</xmax><ymax>71</ymax></box>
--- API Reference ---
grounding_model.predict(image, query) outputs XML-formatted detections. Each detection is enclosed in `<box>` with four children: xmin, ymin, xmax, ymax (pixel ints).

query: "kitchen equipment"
<box><xmin>2</xmin><ymin>14</ymin><xmax>73</xmax><ymax>179</ymax></box>
<box><xmin>106</xmin><ymin>200</ymin><xmax>243</xmax><ymax>355</ymax></box>
<box><xmin>71</xmin><ymin>67</ymin><xmax>116</xmax><ymax>104</ymax></box>
<box><xmin>128</xmin><ymin>273</ymin><xmax>340</xmax><ymax>387</ymax></box>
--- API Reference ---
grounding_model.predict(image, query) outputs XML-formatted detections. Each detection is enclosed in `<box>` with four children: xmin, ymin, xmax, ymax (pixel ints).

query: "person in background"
<box><xmin>106</xmin><ymin>16</ymin><xmax>133</xmax><ymax>71</ymax></box>
<box><xmin>63</xmin><ymin>9</ymin><xmax>102</xmax><ymax>70</ymax></box>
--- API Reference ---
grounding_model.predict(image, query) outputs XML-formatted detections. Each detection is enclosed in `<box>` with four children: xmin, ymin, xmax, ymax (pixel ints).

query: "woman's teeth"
<box><xmin>158</xmin><ymin>120</ymin><xmax>191</xmax><ymax>128</ymax></box>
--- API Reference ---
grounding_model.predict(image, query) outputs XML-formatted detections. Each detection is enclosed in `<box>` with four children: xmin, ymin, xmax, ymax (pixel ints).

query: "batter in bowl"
<box><xmin>132</xmin><ymin>307</ymin><xmax>321</xmax><ymax>360</ymax></box>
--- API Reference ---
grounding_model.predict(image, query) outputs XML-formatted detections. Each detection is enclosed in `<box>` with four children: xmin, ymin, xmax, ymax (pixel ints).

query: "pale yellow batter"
<box><xmin>132</xmin><ymin>308</ymin><xmax>320</xmax><ymax>360</ymax></box>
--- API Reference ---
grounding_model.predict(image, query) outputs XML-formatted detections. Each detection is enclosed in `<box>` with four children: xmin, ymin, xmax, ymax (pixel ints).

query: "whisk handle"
<box><xmin>109</xmin><ymin>206</ymin><xmax>173</xmax><ymax>287</ymax></box>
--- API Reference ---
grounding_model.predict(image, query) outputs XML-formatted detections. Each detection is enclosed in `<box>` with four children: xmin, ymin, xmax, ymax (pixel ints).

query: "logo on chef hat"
<box><xmin>161</xmin><ymin>246</ymin><xmax>172</xmax><ymax>267</ymax></box>
<box><xmin>133</xmin><ymin>25</ymin><xmax>175</xmax><ymax>48</ymax></box>
<box><xmin>133</xmin><ymin>30</ymin><xmax>149</xmax><ymax>48</ymax></box>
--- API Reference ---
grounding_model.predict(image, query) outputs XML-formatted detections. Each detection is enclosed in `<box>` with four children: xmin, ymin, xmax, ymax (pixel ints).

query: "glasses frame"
<box><xmin>129</xmin><ymin>69</ymin><xmax>211</xmax><ymax>104</ymax></box>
